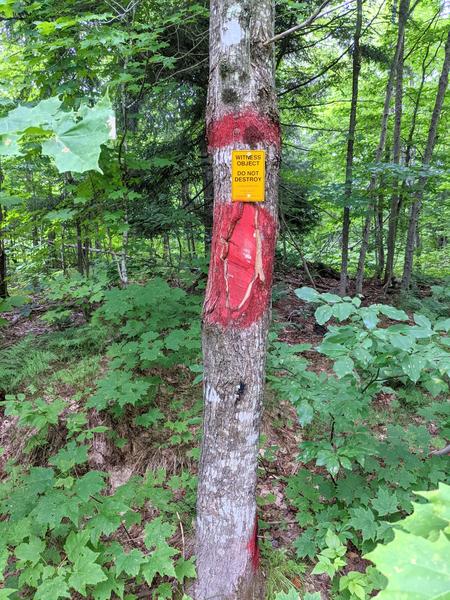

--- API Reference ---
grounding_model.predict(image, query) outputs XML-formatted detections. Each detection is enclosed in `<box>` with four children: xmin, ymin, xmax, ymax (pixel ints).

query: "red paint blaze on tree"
<box><xmin>203</xmin><ymin>201</ymin><xmax>276</xmax><ymax>328</ymax></box>
<box><xmin>203</xmin><ymin>110</ymin><xmax>280</xmax><ymax>329</ymax></box>
<box><xmin>247</xmin><ymin>516</ymin><xmax>260</xmax><ymax>571</ymax></box>
<box><xmin>207</xmin><ymin>110</ymin><xmax>280</xmax><ymax>150</ymax></box>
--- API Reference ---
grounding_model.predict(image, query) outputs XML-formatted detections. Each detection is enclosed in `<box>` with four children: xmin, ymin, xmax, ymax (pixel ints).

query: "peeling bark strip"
<box><xmin>204</xmin><ymin>202</ymin><xmax>276</xmax><ymax>327</ymax></box>
<box><xmin>195</xmin><ymin>0</ymin><xmax>279</xmax><ymax>598</ymax></box>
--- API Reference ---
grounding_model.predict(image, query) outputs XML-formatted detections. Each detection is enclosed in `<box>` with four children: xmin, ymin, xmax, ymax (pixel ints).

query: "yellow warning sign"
<box><xmin>231</xmin><ymin>150</ymin><xmax>265</xmax><ymax>202</ymax></box>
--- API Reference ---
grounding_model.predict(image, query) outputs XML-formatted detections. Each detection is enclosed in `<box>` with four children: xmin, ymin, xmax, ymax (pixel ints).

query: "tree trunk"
<box><xmin>201</xmin><ymin>136</ymin><xmax>214</xmax><ymax>254</ymax></box>
<box><xmin>0</xmin><ymin>163</ymin><xmax>6</xmax><ymax>298</ymax></box>
<box><xmin>83</xmin><ymin>238</ymin><xmax>90</xmax><ymax>277</ymax></box>
<box><xmin>374</xmin><ymin>193</ymin><xmax>385</xmax><ymax>280</ymax></box>
<box><xmin>339</xmin><ymin>0</ymin><xmax>363</xmax><ymax>296</ymax></box>
<box><xmin>402</xmin><ymin>29</ymin><xmax>450</xmax><ymax>289</ymax></box>
<box><xmin>355</xmin><ymin>0</ymin><xmax>409</xmax><ymax>295</ymax></box>
<box><xmin>0</xmin><ymin>203</ymin><xmax>6</xmax><ymax>299</ymax></box>
<box><xmin>76</xmin><ymin>220</ymin><xmax>84</xmax><ymax>275</ymax></box>
<box><xmin>194</xmin><ymin>1</ymin><xmax>280</xmax><ymax>598</ymax></box>
<box><xmin>47</xmin><ymin>229</ymin><xmax>57</xmax><ymax>271</ymax></box>
<box><xmin>384</xmin><ymin>0</ymin><xmax>408</xmax><ymax>287</ymax></box>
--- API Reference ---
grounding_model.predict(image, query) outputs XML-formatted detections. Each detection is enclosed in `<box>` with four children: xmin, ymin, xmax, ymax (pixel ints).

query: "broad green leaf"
<box><xmin>401</xmin><ymin>354</ymin><xmax>427</xmax><ymax>383</ymax></box>
<box><xmin>141</xmin><ymin>542</ymin><xmax>177</xmax><ymax>586</ymax></box>
<box><xmin>297</xmin><ymin>401</ymin><xmax>314</xmax><ymax>426</ymax></box>
<box><xmin>435</xmin><ymin>318</ymin><xmax>450</xmax><ymax>332</ymax></box>
<box><xmin>42</xmin><ymin>96</ymin><xmax>114</xmax><ymax>173</ymax></box>
<box><xmin>174</xmin><ymin>557</ymin><xmax>196</xmax><ymax>582</ymax></box>
<box><xmin>15</xmin><ymin>536</ymin><xmax>45</xmax><ymax>566</ymax></box>
<box><xmin>93</xmin><ymin>572</ymin><xmax>125</xmax><ymax>600</ymax></box>
<box><xmin>49</xmin><ymin>442</ymin><xmax>89</xmax><ymax>472</ymax></box>
<box><xmin>366</xmin><ymin>530</ymin><xmax>450</xmax><ymax>599</ymax></box>
<box><xmin>320</xmin><ymin>292</ymin><xmax>342</xmax><ymax>304</ymax></box>
<box><xmin>415</xmin><ymin>483</ymin><xmax>450</xmax><ymax>523</ymax></box>
<box><xmin>34</xmin><ymin>575</ymin><xmax>71</xmax><ymax>600</ymax></box>
<box><xmin>316</xmin><ymin>449</ymin><xmax>340</xmax><ymax>476</ymax></box>
<box><xmin>315</xmin><ymin>304</ymin><xmax>332</xmax><ymax>325</ymax></box>
<box><xmin>400</xmin><ymin>501</ymin><xmax>448</xmax><ymax>539</ymax></box>
<box><xmin>144</xmin><ymin>517</ymin><xmax>174</xmax><ymax>549</ymax></box>
<box><xmin>44</xmin><ymin>209</ymin><xmax>77</xmax><ymax>222</ymax></box>
<box><xmin>389</xmin><ymin>332</ymin><xmax>414</xmax><ymax>351</ymax></box>
<box><xmin>293</xmin><ymin>529</ymin><xmax>316</xmax><ymax>559</ymax></box>
<box><xmin>378</xmin><ymin>305</ymin><xmax>409</xmax><ymax>321</ymax></box>
<box><xmin>333</xmin><ymin>356</ymin><xmax>354</xmax><ymax>378</ymax></box>
<box><xmin>0</xmin><ymin>97</ymin><xmax>62</xmax><ymax>134</ymax></box>
<box><xmin>371</xmin><ymin>488</ymin><xmax>398</xmax><ymax>516</ymax></box>
<box><xmin>413</xmin><ymin>313</ymin><xmax>432</xmax><ymax>329</ymax></box>
<box><xmin>360</xmin><ymin>307</ymin><xmax>379</xmax><ymax>329</ymax></box>
<box><xmin>155</xmin><ymin>582</ymin><xmax>174</xmax><ymax>599</ymax></box>
<box><xmin>68</xmin><ymin>549</ymin><xmax>107</xmax><ymax>596</ymax></box>
<box><xmin>0</xmin><ymin>95</ymin><xmax>114</xmax><ymax>173</ymax></box>
<box><xmin>0</xmin><ymin>133</ymin><xmax>21</xmax><ymax>155</ymax></box>
<box><xmin>332</xmin><ymin>302</ymin><xmax>355</xmax><ymax>321</ymax></box>
<box><xmin>115</xmin><ymin>548</ymin><xmax>145</xmax><ymax>577</ymax></box>
<box><xmin>349</xmin><ymin>507</ymin><xmax>377</xmax><ymax>541</ymax></box>
<box><xmin>0</xmin><ymin>590</ymin><xmax>17</xmax><ymax>600</ymax></box>
<box><xmin>295</xmin><ymin>286</ymin><xmax>319</xmax><ymax>302</ymax></box>
<box><xmin>73</xmin><ymin>471</ymin><xmax>106</xmax><ymax>502</ymax></box>
<box><xmin>64</xmin><ymin>531</ymin><xmax>91</xmax><ymax>562</ymax></box>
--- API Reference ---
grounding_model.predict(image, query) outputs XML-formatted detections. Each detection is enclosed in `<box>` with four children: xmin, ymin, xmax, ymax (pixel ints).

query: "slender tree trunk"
<box><xmin>119</xmin><ymin>206</ymin><xmax>129</xmax><ymax>286</ymax></box>
<box><xmin>76</xmin><ymin>220</ymin><xmax>84</xmax><ymax>275</ymax></box>
<box><xmin>201</xmin><ymin>137</ymin><xmax>214</xmax><ymax>254</ymax></box>
<box><xmin>384</xmin><ymin>0</ymin><xmax>408</xmax><ymax>287</ymax></box>
<box><xmin>402</xmin><ymin>30</ymin><xmax>450</xmax><ymax>289</ymax></box>
<box><xmin>60</xmin><ymin>226</ymin><xmax>66</xmax><ymax>273</ymax></box>
<box><xmin>83</xmin><ymin>238</ymin><xmax>90</xmax><ymax>277</ymax></box>
<box><xmin>0</xmin><ymin>203</ymin><xmax>6</xmax><ymax>299</ymax></box>
<box><xmin>339</xmin><ymin>0</ymin><xmax>363</xmax><ymax>295</ymax></box>
<box><xmin>374</xmin><ymin>193</ymin><xmax>385</xmax><ymax>279</ymax></box>
<box><xmin>194</xmin><ymin>1</ymin><xmax>280</xmax><ymax>598</ymax></box>
<box><xmin>0</xmin><ymin>163</ymin><xmax>6</xmax><ymax>299</ymax></box>
<box><xmin>47</xmin><ymin>229</ymin><xmax>57</xmax><ymax>270</ymax></box>
<box><xmin>163</xmin><ymin>232</ymin><xmax>172</xmax><ymax>267</ymax></box>
<box><xmin>355</xmin><ymin>0</ymin><xmax>409</xmax><ymax>294</ymax></box>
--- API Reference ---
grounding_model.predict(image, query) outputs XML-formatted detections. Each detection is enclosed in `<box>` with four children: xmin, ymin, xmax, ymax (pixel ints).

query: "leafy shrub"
<box><xmin>268</xmin><ymin>289</ymin><xmax>450</xmax><ymax>578</ymax></box>
<box><xmin>43</xmin><ymin>270</ymin><xmax>110</xmax><ymax>320</ymax></box>
<box><xmin>0</xmin><ymin>463</ymin><xmax>196</xmax><ymax>599</ymax></box>
<box><xmin>399</xmin><ymin>277</ymin><xmax>450</xmax><ymax>321</ymax></box>
<box><xmin>366</xmin><ymin>482</ymin><xmax>450</xmax><ymax>599</ymax></box>
<box><xmin>87</xmin><ymin>278</ymin><xmax>202</xmax><ymax>415</ymax></box>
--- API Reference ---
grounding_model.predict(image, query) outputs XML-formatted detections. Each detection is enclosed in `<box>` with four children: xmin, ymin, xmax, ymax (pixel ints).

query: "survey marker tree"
<box><xmin>194</xmin><ymin>1</ymin><xmax>280</xmax><ymax>598</ymax></box>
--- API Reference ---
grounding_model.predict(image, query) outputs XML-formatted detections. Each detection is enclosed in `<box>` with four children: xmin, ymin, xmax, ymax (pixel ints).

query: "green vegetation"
<box><xmin>0</xmin><ymin>0</ymin><xmax>449</xmax><ymax>597</ymax></box>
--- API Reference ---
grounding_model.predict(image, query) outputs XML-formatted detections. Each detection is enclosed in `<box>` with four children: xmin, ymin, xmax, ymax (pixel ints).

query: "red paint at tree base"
<box><xmin>207</xmin><ymin>110</ymin><xmax>281</xmax><ymax>150</ymax></box>
<box><xmin>247</xmin><ymin>515</ymin><xmax>260</xmax><ymax>571</ymax></box>
<box><xmin>203</xmin><ymin>202</ymin><xmax>276</xmax><ymax>328</ymax></box>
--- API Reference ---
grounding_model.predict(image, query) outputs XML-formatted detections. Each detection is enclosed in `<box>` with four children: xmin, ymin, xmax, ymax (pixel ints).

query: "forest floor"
<box><xmin>0</xmin><ymin>267</ymin><xmax>443</xmax><ymax>599</ymax></box>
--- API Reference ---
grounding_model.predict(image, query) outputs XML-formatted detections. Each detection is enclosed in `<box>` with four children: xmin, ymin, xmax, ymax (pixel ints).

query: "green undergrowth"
<box><xmin>0</xmin><ymin>277</ymin><xmax>203</xmax><ymax>599</ymax></box>
<box><xmin>1</xmin><ymin>276</ymin><xmax>450</xmax><ymax>598</ymax></box>
<box><xmin>267</xmin><ymin>287</ymin><xmax>450</xmax><ymax>599</ymax></box>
